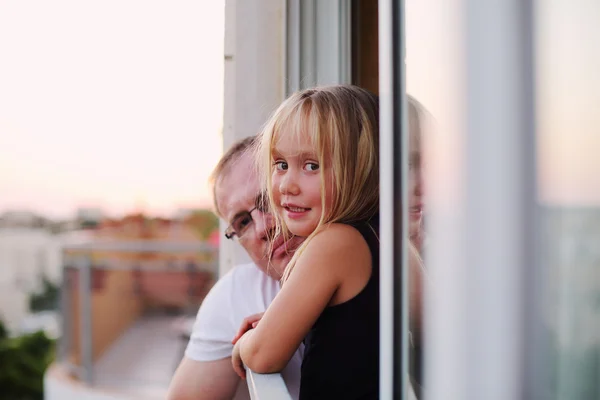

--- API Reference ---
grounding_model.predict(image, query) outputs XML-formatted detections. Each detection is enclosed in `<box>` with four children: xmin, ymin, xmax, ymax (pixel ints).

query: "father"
<box><xmin>167</xmin><ymin>136</ymin><xmax>304</xmax><ymax>400</ymax></box>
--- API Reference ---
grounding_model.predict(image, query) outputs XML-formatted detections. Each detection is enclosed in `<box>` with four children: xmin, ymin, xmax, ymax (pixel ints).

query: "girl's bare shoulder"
<box><xmin>298</xmin><ymin>223</ymin><xmax>370</xmax><ymax>275</ymax></box>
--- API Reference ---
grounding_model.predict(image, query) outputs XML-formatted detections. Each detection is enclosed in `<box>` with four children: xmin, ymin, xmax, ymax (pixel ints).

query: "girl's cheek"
<box><xmin>271</xmin><ymin>176</ymin><xmax>281</xmax><ymax>202</ymax></box>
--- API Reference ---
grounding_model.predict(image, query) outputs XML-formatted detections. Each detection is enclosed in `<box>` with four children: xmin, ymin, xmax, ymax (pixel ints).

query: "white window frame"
<box><xmin>285</xmin><ymin>0</ymin><xmax>352</xmax><ymax>95</ymax></box>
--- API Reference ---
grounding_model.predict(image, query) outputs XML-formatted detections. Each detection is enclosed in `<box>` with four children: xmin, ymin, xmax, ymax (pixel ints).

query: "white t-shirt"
<box><xmin>185</xmin><ymin>263</ymin><xmax>302</xmax><ymax>400</ymax></box>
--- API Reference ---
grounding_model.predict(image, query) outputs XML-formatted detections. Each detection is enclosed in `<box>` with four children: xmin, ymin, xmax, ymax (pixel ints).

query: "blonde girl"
<box><xmin>232</xmin><ymin>85</ymin><xmax>381</xmax><ymax>399</ymax></box>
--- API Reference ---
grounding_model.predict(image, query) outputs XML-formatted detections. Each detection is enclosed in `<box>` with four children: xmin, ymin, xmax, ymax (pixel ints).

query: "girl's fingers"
<box><xmin>232</xmin><ymin>313</ymin><xmax>264</xmax><ymax>344</ymax></box>
<box><xmin>233</xmin><ymin>360</ymin><xmax>246</xmax><ymax>379</ymax></box>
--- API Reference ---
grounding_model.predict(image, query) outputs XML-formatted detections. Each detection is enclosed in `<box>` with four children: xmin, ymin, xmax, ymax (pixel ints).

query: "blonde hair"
<box><xmin>258</xmin><ymin>85</ymin><xmax>380</xmax><ymax>282</ymax></box>
<box><xmin>407</xmin><ymin>94</ymin><xmax>431</xmax><ymax>147</ymax></box>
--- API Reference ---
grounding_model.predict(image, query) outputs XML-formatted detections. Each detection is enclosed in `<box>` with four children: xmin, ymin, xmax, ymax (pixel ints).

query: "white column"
<box><xmin>463</xmin><ymin>0</ymin><xmax>535</xmax><ymax>397</ymax></box>
<box><xmin>425</xmin><ymin>0</ymin><xmax>536</xmax><ymax>398</ymax></box>
<box><xmin>220</xmin><ymin>0</ymin><xmax>286</xmax><ymax>276</ymax></box>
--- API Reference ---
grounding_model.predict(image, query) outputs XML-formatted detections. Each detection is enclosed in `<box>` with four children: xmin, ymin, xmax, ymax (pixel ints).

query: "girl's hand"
<box><xmin>231</xmin><ymin>337</ymin><xmax>246</xmax><ymax>379</ymax></box>
<box><xmin>232</xmin><ymin>312</ymin><xmax>264</xmax><ymax>344</ymax></box>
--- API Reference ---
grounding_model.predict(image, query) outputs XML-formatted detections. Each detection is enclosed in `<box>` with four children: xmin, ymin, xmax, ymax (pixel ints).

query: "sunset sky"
<box><xmin>1</xmin><ymin>0</ymin><xmax>598</xmax><ymax>221</ymax></box>
<box><xmin>0</xmin><ymin>0</ymin><xmax>224</xmax><ymax>219</ymax></box>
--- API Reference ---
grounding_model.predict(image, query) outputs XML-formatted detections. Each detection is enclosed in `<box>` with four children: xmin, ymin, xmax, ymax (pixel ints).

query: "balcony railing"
<box><xmin>244</xmin><ymin>370</ymin><xmax>419</xmax><ymax>399</ymax></box>
<box><xmin>50</xmin><ymin>240</ymin><xmax>217</xmax><ymax>399</ymax></box>
<box><xmin>246</xmin><ymin>369</ymin><xmax>293</xmax><ymax>400</ymax></box>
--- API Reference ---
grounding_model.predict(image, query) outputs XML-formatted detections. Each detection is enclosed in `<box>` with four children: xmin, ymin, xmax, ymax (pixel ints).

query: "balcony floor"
<box><xmin>93</xmin><ymin>315</ymin><xmax>185</xmax><ymax>399</ymax></box>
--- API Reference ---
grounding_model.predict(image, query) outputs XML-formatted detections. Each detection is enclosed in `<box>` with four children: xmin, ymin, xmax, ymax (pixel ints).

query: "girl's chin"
<box><xmin>286</xmin><ymin>220</ymin><xmax>318</xmax><ymax>238</ymax></box>
<box><xmin>409</xmin><ymin>225</ymin><xmax>423</xmax><ymax>241</ymax></box>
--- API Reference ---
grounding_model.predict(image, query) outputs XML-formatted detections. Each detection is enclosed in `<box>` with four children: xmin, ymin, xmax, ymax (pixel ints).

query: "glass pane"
<box><xmin>405</xmin><ymin>0</ymin><xmax>467</xmax><ymax>396</ymax></box>
<box><xmin>535</xmin><ymin>0</ymin><xmax>600</xmax><ymax>398</ymax></box>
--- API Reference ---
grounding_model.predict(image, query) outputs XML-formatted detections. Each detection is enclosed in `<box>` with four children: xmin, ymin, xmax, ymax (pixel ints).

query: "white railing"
<box><xmin>246</xmin><ymin>370</ymin><xmax>292</xmax><ymax>400</ymax></box>
<box><xmin>245</xmin><ymin>369</ymin><xmax>419</xmax><ymax>400</ymax></box>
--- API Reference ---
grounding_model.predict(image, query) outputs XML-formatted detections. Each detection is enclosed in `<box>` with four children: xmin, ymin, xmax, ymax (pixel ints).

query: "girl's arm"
<box><xmin>238</xmin><ymin>223</ymin><xmax>371</xmax><ymax>374</ymax></box>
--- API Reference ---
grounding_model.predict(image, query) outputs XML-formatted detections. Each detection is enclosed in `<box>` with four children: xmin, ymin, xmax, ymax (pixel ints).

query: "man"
<box><xmin>167</xmin><ymin>136</ymin><xmax>304</xmax><ymax>400</ymax></box>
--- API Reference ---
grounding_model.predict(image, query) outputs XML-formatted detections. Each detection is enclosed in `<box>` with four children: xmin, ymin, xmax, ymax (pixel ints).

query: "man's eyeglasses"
<box><xmin>224</xmin><ymin>194</ymin><xmax>270</xmax><ymax>240</ymax></box>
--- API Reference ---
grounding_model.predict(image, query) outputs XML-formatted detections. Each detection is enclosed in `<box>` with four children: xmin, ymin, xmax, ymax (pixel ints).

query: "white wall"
<box><xmin>220</xmin><ymin>0</ymin><xmax>286</xmax><ymax>276</ymax></box>
<box><xmin>0</xmin><ymin>229</ymin><xmax>91</xmax><ymax>333</ymax></box>
<box><xmin>0</xmin><ymin>229</ymin><xmax>61</xmax><ymax>332</ymax></box>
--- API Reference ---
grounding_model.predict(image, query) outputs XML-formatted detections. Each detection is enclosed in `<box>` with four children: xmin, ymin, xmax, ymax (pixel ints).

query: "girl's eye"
<box><xmin>304</xmin><ymin>162</ymin><xmax>319</xmax><ymax>172</ymax></box>
<box><xmin>409</xmin><ymin>161</ymin><xmax>421</xmax><ymax>171</ymax></box>
<box><xmin>275</xmin><ymin>161</ymin><xmax>288</xmax><ymax>171</ymax></box>
<box><xmin>409</xmin><ymin>154</ymin><xmax>421</xmax><ymax>170</ymax></box>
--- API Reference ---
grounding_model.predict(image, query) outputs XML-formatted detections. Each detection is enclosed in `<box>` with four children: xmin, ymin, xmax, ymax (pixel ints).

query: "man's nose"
<box><xmin>252</xmin><ymin>210</ymin><xmax>275</xmax><ymax>240</ymax></box>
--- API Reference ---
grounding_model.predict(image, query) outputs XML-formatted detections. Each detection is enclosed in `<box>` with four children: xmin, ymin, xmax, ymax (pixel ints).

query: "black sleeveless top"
<box><xmin>299</xmin><ymin>215</ymin><xmax>380</xmax><ymax>400</ymax></box>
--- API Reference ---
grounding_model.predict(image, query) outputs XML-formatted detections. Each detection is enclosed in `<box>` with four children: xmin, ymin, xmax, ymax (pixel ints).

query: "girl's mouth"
<box><xmin>285</xmin><ymin>206</ymin><xmax>310</xmax><ymax>212</ymax></box>
<box><xmin>283</xmin><ymin>204</ymin><xmax>311</xmax><ymax>219</ymax></box>
<box><xmin>410</xmin><ymin>206</ymin><xmax>423</xmax><ymax>221</ymax></box>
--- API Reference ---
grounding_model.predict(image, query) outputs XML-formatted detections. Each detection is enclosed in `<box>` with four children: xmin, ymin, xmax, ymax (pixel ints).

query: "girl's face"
<box><xmin>409</xmin><ymin>120</ymin><xmax>424</xmax><ymax>241</ymax></box>
<box><xmin>271</xmin><ymin>131</ymin><xmax>333</xmax><ymax>237</ymax></box>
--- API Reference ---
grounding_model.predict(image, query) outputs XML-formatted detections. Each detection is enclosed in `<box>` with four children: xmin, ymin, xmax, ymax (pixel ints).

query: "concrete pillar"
<box><xmin>220</xmin><ymin>0</ymin><xmax>286</xmax><ymax>276</ymax></box>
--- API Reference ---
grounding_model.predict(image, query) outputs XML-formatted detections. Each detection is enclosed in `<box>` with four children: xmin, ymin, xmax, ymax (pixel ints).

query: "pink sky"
<box><xmin>1</xmin><ymin>0</ymin><xmax>598</xmax><ymax>221</ymax></box>
<box><xmin>0</xmin><ymin>1</ymin><xmax>224</xmax><ymax>219</ymax></box>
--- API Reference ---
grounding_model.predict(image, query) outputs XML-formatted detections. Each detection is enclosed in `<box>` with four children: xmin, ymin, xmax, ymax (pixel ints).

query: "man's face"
<box><xmin>215</xmin><ymin>152</ymin><xmax>303</xmax><ymax>279</ymax></box>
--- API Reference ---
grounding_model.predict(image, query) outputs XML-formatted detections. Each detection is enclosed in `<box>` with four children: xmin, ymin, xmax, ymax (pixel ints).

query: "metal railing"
<box><xmin>58</xmin><ymin>240</ymin><xmax>217</xmax><ymax>388</ymax></box>
<box><xmin>245</xmin><ymin>369</ymin><xmax>419</xmax><ymax>400</ymax></box>
<box><xmin>246</xmin><ymin>369</ymin><xmax>292</xmax><ymax>400</ymax></box>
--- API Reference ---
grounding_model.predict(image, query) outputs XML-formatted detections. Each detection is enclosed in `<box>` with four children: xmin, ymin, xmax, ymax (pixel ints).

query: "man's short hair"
<box><xmin>210</xmin><ymin>135</ymin><xmax>257</xmax><ymax>217</ymax></box>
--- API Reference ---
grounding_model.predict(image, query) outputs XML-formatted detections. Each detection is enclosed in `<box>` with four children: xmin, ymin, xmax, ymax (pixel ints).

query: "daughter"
<box><xmin>232</xmin><ymin>85</ymin><xmax>381</xmax><ymax>399</ymax></box>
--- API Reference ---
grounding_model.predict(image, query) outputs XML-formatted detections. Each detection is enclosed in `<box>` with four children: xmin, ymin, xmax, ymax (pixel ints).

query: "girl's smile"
<box><xmin>282</xmin><ymin>202</ymin><xmax>312</xmax><ymax>219</ymax></box>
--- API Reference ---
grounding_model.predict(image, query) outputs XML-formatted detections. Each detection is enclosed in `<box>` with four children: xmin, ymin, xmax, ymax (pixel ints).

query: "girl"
<box><xmin>407</xmin><ymin>94</ymin><xmax>426</xmax><ymax>251</ymax></box>
<box><xmin>232</xmin><ymin>85</ymin><xmax>381</xmax><ymax>399</ymax></box>
<box><xmin>406</xmin><ymin>94</ymin><xmax>430</xmax><ymax>397</ymax></box>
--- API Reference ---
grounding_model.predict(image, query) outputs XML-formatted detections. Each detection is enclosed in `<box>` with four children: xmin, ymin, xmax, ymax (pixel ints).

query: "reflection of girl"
<box><xmin>232</xmin><ymin>85</ymin><xmax>381</xmax><ymax>399</ymax></box>
<box><xmin>407</xmin><ymin>94</ymin><xmax>429</xmax><ymax>331</ymax></box>
<box><xmin>408</xmin><ymin>94</ymin><xmax>427</xmax><ymax>251</ymax></box>
<box><xmin>407</xmin><ymin>94</ymin><xmax>431</xmax><ymax>398</ymax></box>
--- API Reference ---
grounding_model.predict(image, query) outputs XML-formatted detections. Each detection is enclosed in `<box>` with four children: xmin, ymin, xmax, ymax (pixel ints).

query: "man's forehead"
<box><xmin>215</xmin><ymin>154</ymin><xmax>259</xmax><ymax>221</ymax></box>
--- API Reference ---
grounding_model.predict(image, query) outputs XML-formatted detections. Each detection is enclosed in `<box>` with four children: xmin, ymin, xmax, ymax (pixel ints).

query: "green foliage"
<box><xmin>28</xmin><ymin>276</ymin><xmax>59</xmax><ymax>312</ymax></box>
<box><xmin>0</xmin><ymin>324</ymin><xmax>55</xmax><ymax>400</ymax></box>
<box><xmin>188</xmin><ymin>209</ymin><xmax>219</xmax><ymax>241</ymax></box>
<box><xmin>0</xmin><ymin>320</ymin><xmax>7</xmax><ymax>340</ymax></box>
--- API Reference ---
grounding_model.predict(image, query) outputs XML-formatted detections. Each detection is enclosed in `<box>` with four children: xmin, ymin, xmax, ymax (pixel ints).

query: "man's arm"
<box><xmin>167</xmin><ymin>266</ymin><xmax>246</xmax><ymax>400</ymax></box>
<box><xmin>167</xmin><ymin>356</ymin><xmax>240</xmax><ymax>400</ymax></box>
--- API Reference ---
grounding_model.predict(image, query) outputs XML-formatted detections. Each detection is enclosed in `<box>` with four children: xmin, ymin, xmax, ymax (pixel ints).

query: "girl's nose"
<box><xmin>410</xmin><ymin>166</ymin><xmax>423</xmax><ymax>198</ymax></box>
<box><xmin>279</xmin><ymin>172</ymin><xmax>300</xmax><ymax>196</ymax></box>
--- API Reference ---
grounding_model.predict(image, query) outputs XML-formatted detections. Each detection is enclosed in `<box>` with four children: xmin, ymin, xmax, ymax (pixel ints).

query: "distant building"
<box><xmin>0</xmin><ymin>210</ymin><xmax>47</xmax><ymax>229</ymax></box>
<box><xmin>0</xmin><ymin>228</ymin><xmax>92</xmax><ymax>333</ymax></box>
<box><xmin>76</xmin><ymin>208</ymin><xmax>105</xmax><ymax>229</ymax></box>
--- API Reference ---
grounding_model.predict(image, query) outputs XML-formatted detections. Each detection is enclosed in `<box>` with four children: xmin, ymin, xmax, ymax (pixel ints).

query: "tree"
<box><xmin>187</xmin><ymin>210</ymin><xmax>219</xmax><ymax>241</ymax></box>
<box><xmin>29</xmin><ymin>276</ymin><xmax>59</xmax><ymax>312</ymax></box>
<box><xmin>0</xmin><ymin>319</ymin><xmax>7</xmax><ymax>340</ymax></box>
<box><xmin>0</xmin><ymin>320</ymin><xmax>55</xmax><ymax>400</ymax></box>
